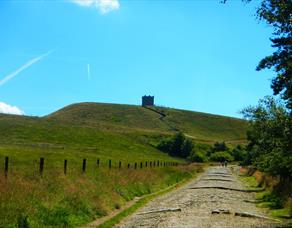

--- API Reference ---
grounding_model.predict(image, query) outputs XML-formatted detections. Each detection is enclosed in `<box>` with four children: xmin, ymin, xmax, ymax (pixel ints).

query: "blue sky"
<box><xmin>0</xmin><ymin>0</ymin><xmax>275</xmax><ymax>118</ymax></box>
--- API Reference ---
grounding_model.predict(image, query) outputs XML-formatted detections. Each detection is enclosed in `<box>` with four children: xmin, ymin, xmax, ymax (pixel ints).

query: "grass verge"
<box><xmin>0</xmin><ymin>162</ymin><xmax>201</xmax><ymax>227</ymax></box>
<box><xmin>97</xmin><ymin>165</ymin><xmax>202</xmax><ymax>228</ymax></box>
<box><xmin>239</xmin><ymin>168</ymin><xmax>292</xmax><ymax>224</ymax></box>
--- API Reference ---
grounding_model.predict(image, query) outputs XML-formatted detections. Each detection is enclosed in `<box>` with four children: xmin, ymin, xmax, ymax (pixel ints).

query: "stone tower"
<box><xmin>142</xmin><ymin>95</ymin><xmax>154</xmax><ymax>106</ymax></box>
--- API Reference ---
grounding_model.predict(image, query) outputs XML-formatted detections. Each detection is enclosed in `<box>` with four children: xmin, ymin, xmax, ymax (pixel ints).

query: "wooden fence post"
<box><xmin>153</xmin><ymin>161</ymin><xmax>156</xmax><ymax>167</ymax></box>
<box><xmin>109</xmin><ymin>159</ymin><xmax>112</xmax><ymax>169</ymax></box>
<box><xmin>4</xmin><ymin>156</ymin><xmax>8</xmax><ymax>178</ymax></box>
<box><xmin>64</xmin><ymin>159</ymin><xmax>67</xmax><ymax>175</ymax></box>
<box><xmin>145</xmin><ymin>161</ymin><xmax>148</xmax><ymax>167</ymax></box>
<box><xmin>157</xmin><ymin>160</ymin><xmax>159</xmax><ymax>167</ymax></box>
<box><xmin>134</xmin><ymin>162</ymin><xmax>137</xmax><ymax>169</ymax></box>
<box><xmin>127</xmin><ymin>163</ymin><xmax>130</xmax><ymax>168</ymax></box>
<box><xmin>40</xmin><ymin>157</ymin><xmax>44</xmax><ymax>176</ymax></box>
<box><xmin>82</xmin><ymin>159</ymin><xmax>86</xmax><ymax>173</ymax></box>
<box><xmin>150</xmin><ymin>161</ymin><xmax>152</xmax><ymax>167</ymax></box>
<box><xmin>140</xmin><ymin>162</ymin><xmax>143</xmax><ymax>169</ymax></box>
<box><xmin>97</xmin><ymin>159</ymin><xmax>100</xmax><ymax>168</ymax></box>
<box><xmin>164</xmin><ymin>162</ymin><xmax>166</xmax><ymax>167</ymax></box>
<box><xmin>119</xmin><ymin>161</ymin><xmax>121</xmax><ymax>168</ymax></box>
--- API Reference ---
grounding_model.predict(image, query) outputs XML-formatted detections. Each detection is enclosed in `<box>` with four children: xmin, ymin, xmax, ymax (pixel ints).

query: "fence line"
<box><xmin>2</xmin><ymin>156</ymin><xmax>179</xmax><ymax>178</ymax></box>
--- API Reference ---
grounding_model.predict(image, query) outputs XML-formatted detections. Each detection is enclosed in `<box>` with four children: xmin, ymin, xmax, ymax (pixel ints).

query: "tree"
<box><xmin>223</xmin><ymin>0</ymin><xmax>292</xmax><ymax>110</ymax></box>
<box><xmin>232</xmin><ymin>145</ymin><xmax>247</xmax><ymax>161</ymax></box>
<box><xmin>213</xmin><ymin>141</ymin><xmax>229</xmax><ymax>152</ymax></box>
<box><xmin>210</xmin><ymin>151</ymin><xmax>234</xmax><ymax>162</ymax></box>
<box><xmin>189</xmin><ymin>151</ymin><xmax>207</xmax><ymax>163</ymax></box>
<box><xmin>156</xmin><ymin>132</ymin><xmax>194</xmax><ymax>158</ymax></box>
<box><xmin>181</xmin><ymin>139</ymin><xmax>194</xmax><ymax>158</ymax></box>
<box><xmin>169</xmin><ymin>132</ymin><xmax>185</xmax><ymax>157</ymax></box>
<box><xmin>255</xmin><ymin>0</ymin><xmax>292</xmax><ymax>110</ymax></box>
<box><xmin>157</xmin><ymin>139</ymin><xmax>172</xmax><ymax>153</ymax></box>
<box><xmin>241</xmin><ymin>96</ymin><xmax>292</xmax><ymax>177</ymax></box>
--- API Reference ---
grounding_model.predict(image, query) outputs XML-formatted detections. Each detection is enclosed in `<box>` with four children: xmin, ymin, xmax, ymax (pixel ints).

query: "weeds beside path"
<box><xmin>0</xmin><ymin>163</ymin><xmax>200</xmax><ymax>227</ymax></box>
<box><xmin>84</xmin><ymin>167</ymin><xmax>203</xmax><ymax>228</ymax></box>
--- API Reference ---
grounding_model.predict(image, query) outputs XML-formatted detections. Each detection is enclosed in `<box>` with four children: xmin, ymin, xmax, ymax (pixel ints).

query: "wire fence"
<box><xmin>2</xmin><ymin>156</ymin><xmax>179</xmax><ymax>178</ymax></box>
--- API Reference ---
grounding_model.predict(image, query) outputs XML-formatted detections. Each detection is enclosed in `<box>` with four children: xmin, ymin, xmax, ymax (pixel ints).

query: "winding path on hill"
<box><xmin>115</xmin><ymin>166</ymin><xmax>279</xmax><ymax>228</ymax></box>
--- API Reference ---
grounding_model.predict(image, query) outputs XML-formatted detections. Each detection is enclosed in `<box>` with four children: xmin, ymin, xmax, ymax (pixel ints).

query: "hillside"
<box><xmin>46</xmin><ymin>102</ymin><xmax>248</xmax><ymax>142</ymax></box>
<box><xmin>0</xmin><ymin>102</ymin><xmax>249</xmax><ymax>168</ymax></box>
<box><xmin>0</xmin><ymin>102</ymin><xmax>248</xmax><ymax>227</ymax></box>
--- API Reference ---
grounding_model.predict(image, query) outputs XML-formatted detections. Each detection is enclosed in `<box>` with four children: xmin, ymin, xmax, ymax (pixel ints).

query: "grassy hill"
<box><xmin>0</xmin><ymin>102</ymin><xmax>247</xmax><ymax>227</ymax></box>
<box><xmin>0</xmin><ymin>102</ymin><xmax>247</xmax><ymax>150</ymax></box>
<box><xmin>46</xmin><ymin>102</ymin><xmax>248</xmax><ymax>141</ymax></box>
<box><xmin>0</xmin><ymin>102</ymin><xmax>248</xmax><ymax>169</ymax></box>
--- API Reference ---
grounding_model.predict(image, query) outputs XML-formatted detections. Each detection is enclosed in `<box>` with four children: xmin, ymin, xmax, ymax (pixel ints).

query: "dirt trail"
<box><xmin>116</xmin><ymin>166</ymin><xmax>279</xmax><ymax>228</ymax></box>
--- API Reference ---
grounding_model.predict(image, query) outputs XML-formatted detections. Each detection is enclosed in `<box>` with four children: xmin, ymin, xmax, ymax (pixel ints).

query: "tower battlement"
<box><xmin>142</xmin><ymin>95</ymin><xmax>154</xmax><ymax>106</ymax></box>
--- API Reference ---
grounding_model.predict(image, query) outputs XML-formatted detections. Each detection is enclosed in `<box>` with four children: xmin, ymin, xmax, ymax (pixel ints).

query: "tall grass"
<box><xmin>0</xmin><ymin>163</ymin><xmax>200</xmax><ymax>227</ymax></box>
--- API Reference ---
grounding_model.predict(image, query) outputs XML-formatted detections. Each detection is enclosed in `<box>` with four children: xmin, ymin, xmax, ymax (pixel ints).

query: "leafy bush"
<box><xmin>210</xmin><ymin>151</ymin><xmax>234</xmax><ymax>162</ymax></box>
<box><xmin>207</xmin><ymin>141</ymin><xmax>230</xmax><ymax>157</ymax></box>
<box><xmin>156</xmin><ymin>139</ymin><xmax>172</xmax><ymax>153</ymax></box>
<box><xmin>232</xmin><ymin>145</ymin><xmax>247</xmax><ymax>161</ymax></box>
<box><xmin>213</xmin><ymin>141</ymin><xmax>229</xmax><ymax>152</ymax></box>
<box><xmin>17</xmin><ymin>213</ymin><xmax>29</xmax><ymax>228</ymax></box>
<box><xmin>241</xmin><ymin>97</ymin><xmax>292</xmax><ymax>178</ymax></box>
<box><xmin>189</xmin><ymin>151</ymin><xmax>207</xmax><ymax>163</ymax></box>
<box><xmin>262</xmin><ymin>192</ymin><xmax>284</xmax><ymax>209</ymax></box>
<box><xmin>156</xmin><ymin>132</ymin><xmax>194</xmax><ymax>158</ymax></box>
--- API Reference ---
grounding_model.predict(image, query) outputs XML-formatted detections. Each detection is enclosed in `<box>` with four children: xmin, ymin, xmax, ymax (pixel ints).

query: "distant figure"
<box><xmin>224</xmin><ymin>160</ymin><xmax>228</xmax><ymax>167</ymax></box>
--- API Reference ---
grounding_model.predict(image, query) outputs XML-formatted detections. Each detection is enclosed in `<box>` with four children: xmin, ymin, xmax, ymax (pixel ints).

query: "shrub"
<box><xmin>156</xmin><ymin>139</ymin><xmax>172</xmax><ymax>153</ymax></box>
<box><xmin>210</xmin><ymin>151</ymin><xmax>234</xmax><ymax>162</ymax></box>
<box><xmin>262</xmin><ymin>192</ymin><xmax>284</xmax><ymax>209</ymax></box>
<box><xmin>17</xmin><ymin>213</ymin><xmax>29</xmax><ymax>228</ymax></box>
<box><xmin>241</xmin><ymin>97</ymin><xmax>292</xmax><ymax>178</ymax></box>
<box><xmin>156</xmin><ymin>132</ymin><xmax>194</xmax><ymax>158</ymax></box>
<box><xmin>232</xmin><ymin>145</ymin><xmax>247</xmax><ymax>161</ymax></box>
<box><xmin>189</xmin><ymin>151</ymin><xmax>207</xmax><ymax>163</ymax></box>
<box><xmin>213</xmin><ymin>141</ymin><xmax>229</xmax><ymax>152</ymax></box>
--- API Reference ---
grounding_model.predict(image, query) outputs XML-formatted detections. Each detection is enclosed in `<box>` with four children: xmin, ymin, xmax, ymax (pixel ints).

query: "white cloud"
<box><xmin>0</xmin><ymin>102</ymin><xmax>24</xmax><ymax>115</ymax></box>
<box><xmin>72</xmin><ymin>0</ymin><xmax>120</xmax><ymax>14</ymax></box>
<box><xmin>0</xmin><ymin>50</ymin><xmax>54</xmax><ymax>87</ymax></box>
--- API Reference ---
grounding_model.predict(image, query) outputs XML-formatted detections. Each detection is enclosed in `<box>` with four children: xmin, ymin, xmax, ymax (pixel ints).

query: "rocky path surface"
<box><xmin>116</xmin><ymin>166</ymin><xmax>279</xmax><ymax>228</ymax></box>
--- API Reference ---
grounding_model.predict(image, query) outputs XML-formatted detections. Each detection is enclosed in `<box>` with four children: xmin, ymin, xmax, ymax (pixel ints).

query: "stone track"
<box><xmin>116</xmin><ymin>166</ymin><xmax>278</xmax><ymax>228</ymax></box>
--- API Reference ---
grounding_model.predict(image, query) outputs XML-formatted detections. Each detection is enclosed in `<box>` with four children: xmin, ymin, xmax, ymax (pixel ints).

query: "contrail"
<box><xmin>0</xmin><ymin>49</ymin><xmax>55</xmax><ymax>86</ymax></box>
<box><xmin>87</xmin><ymin>63</ymin><xmax>91</xmax><ymax>80</ymax></box>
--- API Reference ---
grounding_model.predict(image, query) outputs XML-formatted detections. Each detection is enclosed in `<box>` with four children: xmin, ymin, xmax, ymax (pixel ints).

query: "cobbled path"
<box><xmin>116</xmin><ymin>166</ymin><xmax>278</xmax><ymax>228</ymax></box>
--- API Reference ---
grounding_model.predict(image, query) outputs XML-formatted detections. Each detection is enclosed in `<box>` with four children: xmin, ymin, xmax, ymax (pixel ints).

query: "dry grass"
<box><xmin>240</xmin><ymin>167</ymin><xmax>292</xmax><ymax>218</ymax></box>
<box><xmin>0</xmin><ymin>164</ymin><xmax>199</xmax><ymax>227</ymax></box>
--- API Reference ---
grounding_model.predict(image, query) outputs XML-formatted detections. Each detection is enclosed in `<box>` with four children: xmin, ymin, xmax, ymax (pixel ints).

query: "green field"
<box><xmin>0</xmin><ymin>102</ymin><xmax>247</xmax><ymax>227</ymax></box>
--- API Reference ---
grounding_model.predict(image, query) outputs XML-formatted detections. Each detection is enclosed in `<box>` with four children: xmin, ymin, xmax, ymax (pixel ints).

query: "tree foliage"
<box><xmin>223</xmin><ymin>0</ymin><xmax>292</xmax><ymax>110</ymax></box>
<box><xmin>189</xmin><ymin>151</ymin><xmax>207</xmax><ymax>163</ymax></box>
<box><xmin>188</xmin><ymin>143</ymin><xmax>211</xmax><ymax>163</ymax></box>
<box><xmin>210</xmin><ymin>151</ymin><xmax>234</xmax><ymax>162</ymax></box>
<box><xmin>157</xmin><ymin>132</ymin><xmax>194</xmax><ymax>158</ymax></box>
<box><xmin>241</xmin><ymin>96</ymin><xmax>292</xmax><ymax>177</ymax></box>
<box><xmin>232</xmin><ymin>145</ymin><xmax>247</xmax><ymax>161</ymax></box>
<box><xmin>213</xmin><ymin>141</ymin><xmax>229</xmax><ymax>152</ymax></box>
<box><xmin>255</xmin><ymin>0</ymin><xmax>292</xmax><ymax>110</ymax></box>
